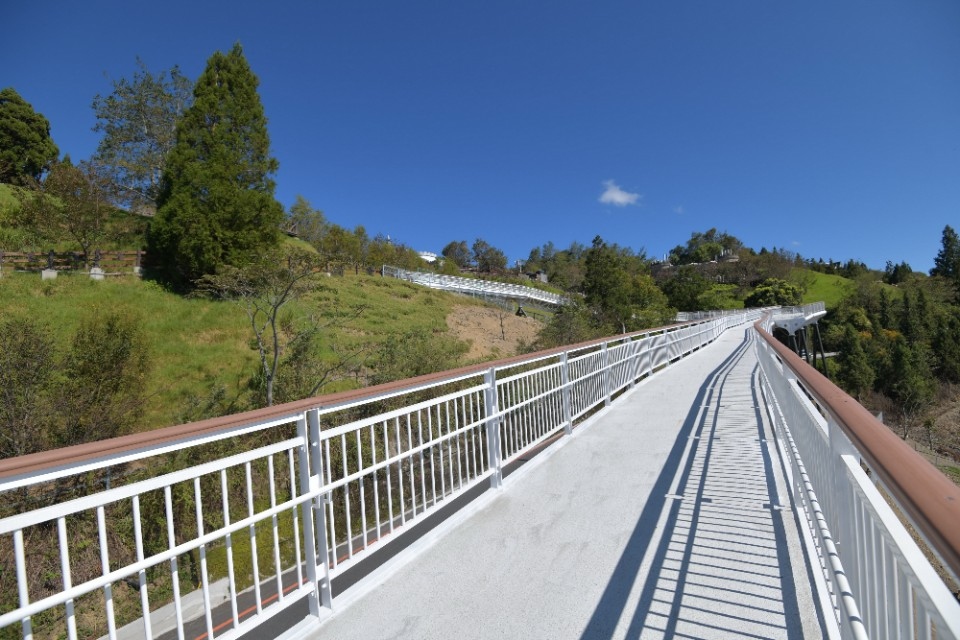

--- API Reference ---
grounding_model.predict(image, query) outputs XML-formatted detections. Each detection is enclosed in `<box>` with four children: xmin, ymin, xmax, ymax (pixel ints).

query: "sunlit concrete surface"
<box><xmin>307</xmin><ymin>328</ymin><xmax>824</xmax><ymax>640</ymax></box>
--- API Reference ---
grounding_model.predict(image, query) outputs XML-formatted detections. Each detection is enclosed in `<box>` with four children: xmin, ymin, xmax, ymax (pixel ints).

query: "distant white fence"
<box><xmin>382</xmin><ymin>265</ymin><xmax>568</xmax><ymax>307</ymax></box>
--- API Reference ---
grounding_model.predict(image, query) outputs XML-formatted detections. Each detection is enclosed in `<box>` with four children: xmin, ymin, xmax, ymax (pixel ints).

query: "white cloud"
<box><xmin>599</xmin><ymin>180</ymin><xmax>641</xmax><ymax>207</ymax></box>
<box><xmin>674</xmin><ymin>205</ymin><xmax>684</xmax><ymax>215</ymax></box>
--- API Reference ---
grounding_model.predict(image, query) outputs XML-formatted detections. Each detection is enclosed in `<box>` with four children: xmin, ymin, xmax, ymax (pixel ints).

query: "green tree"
<box><xmin>660</xmin><ymin>266</ymin><xmax>712</xmax><ymax>311</ymax></box>
<box><xmin>0</xmin><ymin>87</ymin><xmax>59</xmax><ymax>185</ymax></box>
<box><xmin>744</xmin><ymin>278</ymin><xmax>803</xmax><ymax>307</ymax></box>
<box><xmin>0</xmin><ymin>318</ymin><xmax>56</xmax><ymax>459</ymax></box>
<box><xmin>889</xmin><ymin>338</ymin><xmax>935</xmax><ymax>440</ymax></box>
<box><xmin>198</xmin><ymin>246</ymin><xmax>319</xmax><ymax>407</ymax></box>
<box><xmin>932</xmin><ymin>313</ymin><xmax>960</xmax><ymax>383</ymax></box>
<box><xmin>878</xmin><ymin>287</ymin><xmax>893</xmax><ymax>330</ymax></box>
<box><xmin>92</xmin><ymin>60</ymin><xmax>193</xmax><ymax>212</ymax></box>
<box><xmin>149</xmin><ymin>43</ymin><xmax>283</xmax><ymax>289</ymax></box>
<box><xmin>583</xmin><ymin>235</ymin><xmax>633</xmax><ymax>332</ymax></box>
<box><xmin>630</xmin><ymin>273</ymin><xmax>675</xmax><ymax>327</ymax></box>
<box><xmin>883</xmin><ymin>260</ymin><xmax>913</xmax><ymax>285</ymax></box>
<box><xmin>55</xmin><ymin>311</ymin><xmax>151</xmax><ymax>447</ymax></box>
<box><xmin>668</xmin><ymin>228</ymin><xmax>743</xmax><ymax>265</ymax></box>
<box><xmin>531</xmin><ymin>303</ymin><xmax>597</xmax><ymax>350</ymax></box>
<box><xmin>441</xmin><ymin>240</ymin><xmax>471</xmax><ymax>268</ymax></box>
<box><xmin>318</xmin><ymin>223</ymin><xmax>358</xmax><ymax>269</ymax></box>
<box><xmin>198</xmin><ymin>246</ymin><xmax>364</xmax><ymax>407</ymax></box>
<box><xmin>836</xmin><ymin>325</ymin><xmax>875</xmax><ymax>401</ymax></box>
<box><xmin>931</xmin><ymin>225</ymin><xmax>960</xmax><ymax>293</ymax></box>
<box><xmin>472</xmin><ymin>238</ymin><xmax>507</xmax><ymax>273</ymax></box>
<box><xmin>284</xmin><ymin>195</ymin><xmax>327</xmax><ymax>246</ymax></box>
<box><xmin>367</xmin><ymin>328</ymin><xmax>468</xmax><ymax>386</ymax></box>
<box><xmin>25</xmin><ymin>159</ymin><xmax>112</xmax><ymax>261</ymax></box>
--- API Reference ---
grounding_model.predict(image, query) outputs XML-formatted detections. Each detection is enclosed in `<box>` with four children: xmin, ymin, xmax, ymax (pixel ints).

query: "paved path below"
<box><xmin>307</xmin><ymin>328</ymin><xmax>824</xmax><ymax>640</ymax></box>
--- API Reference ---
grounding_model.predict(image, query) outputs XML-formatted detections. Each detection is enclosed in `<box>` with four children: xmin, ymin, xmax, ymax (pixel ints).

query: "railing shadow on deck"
<box><xmin>578</xmin><ymin>330</ymin><xmax>815</xmax><ymax>639</ymax></box>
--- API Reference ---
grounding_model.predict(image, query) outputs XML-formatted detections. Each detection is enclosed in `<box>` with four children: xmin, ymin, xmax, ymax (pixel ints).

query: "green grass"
<box><xmin>795</xmin><ymin>268</ymin><xmax>855</xmax><ymax>309</ymax></box>
<box><xmin>0</xmin><ymin>183</ymin><xmax>21</xmax><ymax>211</ymax></box>
<box><xmin>940</xmin><ymin>465</ymin><xmax>960</xmax><ymax>485</ymax></box>
<box><xmin>0</xmin><ymin>270</ymin><xmax>461</xmax><ymax>431</ymax></box>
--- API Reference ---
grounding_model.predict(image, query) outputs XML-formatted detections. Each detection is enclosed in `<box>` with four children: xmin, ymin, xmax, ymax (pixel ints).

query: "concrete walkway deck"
<box><xmin>309</xmin><ymin>328</ymin><xmax>824</xmax><ymax>639</ymax></box>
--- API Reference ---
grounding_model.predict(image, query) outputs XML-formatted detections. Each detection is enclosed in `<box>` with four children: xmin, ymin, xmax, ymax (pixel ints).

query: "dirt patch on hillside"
<box><xmin>447</xmin><ymin>304</ymin><xmax>542</xmax><ymax>362</ymax></box>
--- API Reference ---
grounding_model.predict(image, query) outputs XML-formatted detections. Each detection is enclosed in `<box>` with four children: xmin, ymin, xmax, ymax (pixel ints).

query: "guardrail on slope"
<box><xmin>382</xmin><ymin>265</ymin><xmax>568</xmax><ymax>307</ymax></box>
<box><xmin>0</xmin><ymin>312</ymin><xmax>757</xmax><ymax>640</ymax></box>
<box><xmin>755</xmin><ymin>307</ymin><xmax>960</xmax><ymax>640</ymax></box>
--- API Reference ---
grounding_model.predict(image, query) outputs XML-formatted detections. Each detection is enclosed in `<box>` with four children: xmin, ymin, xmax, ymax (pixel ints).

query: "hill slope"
<box><xmin>0</xmin><ymin>270</ymin><xmax>536</xmax><ymax>432</ymax></box>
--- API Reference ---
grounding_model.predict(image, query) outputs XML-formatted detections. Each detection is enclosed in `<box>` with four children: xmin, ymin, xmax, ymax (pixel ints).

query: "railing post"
<box><xmin>484</xmin><ymin>368</ymin><xmax>503</xmax><ymax>489</ymax></box>
<box><xmin>560</xmin><ymin>352</ymin><xmax>573</xmax><ymax>435</ymax></box>
<box><xmin>627</xmin><ymin>337</ymin><xmax>637</xmax><ymax>390</ymax></box>
<box><xmin>602</xmin><ymin>342</ymin><xmax>612</xmax><ymax>406</ymax></box>
<box><xmin>297</xmin><ymin>410</ymin><xmax>333</xmax><ymax>617</ymax></box>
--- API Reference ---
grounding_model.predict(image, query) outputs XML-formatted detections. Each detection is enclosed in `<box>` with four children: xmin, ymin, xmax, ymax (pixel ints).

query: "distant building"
<box><xmin>418</xmin><ymin>251</ymin><xmax>439</xmax><ymax>263</ymax></box>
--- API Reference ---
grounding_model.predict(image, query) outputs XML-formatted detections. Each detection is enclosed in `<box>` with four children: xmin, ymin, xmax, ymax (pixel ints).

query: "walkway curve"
<box><xmin>306</xmin><ymin>328</ymin><xmax>824</xmax><ymax>640</ymax></box>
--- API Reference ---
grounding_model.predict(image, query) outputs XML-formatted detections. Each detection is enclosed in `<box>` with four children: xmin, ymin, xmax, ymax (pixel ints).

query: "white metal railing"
<box><xmin>755</xmin><ymin>326</ymin><xmax>960</xmax><ymax>640</ymax></box>
<box><xmin>0</xmin><ymin>311</ymin><xmax>757</xmax><ymax>640</ymax></box>
<box><xmin>382</xmin><ymin>265</ymin><xmax>568</xmax><ymax>306</ymax></box>
<box><xmin>675</xmin><ymin>308</ymin><xmax>751</xmax><ymax>322</ymax></box>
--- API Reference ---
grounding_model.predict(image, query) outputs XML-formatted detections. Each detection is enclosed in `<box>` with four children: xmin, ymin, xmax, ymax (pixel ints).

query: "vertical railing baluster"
<box><xmin>445</xmin><ymin>401</ymin><xmax>457</xmax><ymax>491</ymax></box>
<box><xmin>561</xmin><ymin>352</ymin><xmax>573</xmax><ymax>435</ymax></box>
<box><xmin>221</xmin><ymin>469</ymin><xmax>239</xmax><ymax>627</ymax></box>
<box><xmin>324</xmin><ymin>438</ymin><xmax>337</xmax><ymax>571</ymax></box>
<box><xmin>298</xmin><ymin>415</ymin><xmax>327</xmax><ymax>620</ymax></box>
<box><xmin>130</xmin><ymin>497</ymin><xmax>150</xmax><ymax>640</ymax></box>
<box><xmin>288</xmin><ymin>448</ymin><xmax>304</xmax><ymax>594</ymax></box>
<box><xmin>485</xmin><ymin>367</ymin><xmax>503</xmax><ymax>489</ymax></box>
<box><xmin>97</xmin><ymin>506</ymin><xmax>117</xmax><ymax>640</ymax></box>
<box><xmin>401</xmin><ymin>413</ymin><xmax>415</xmax><ymax>513</ymax></box>
<box><xmin>356</xmin><ymin>432</ymin><xmax>368</xmax><ymax>551</ymax></box>
<box><xmin>395</xmin><ymin>417</ymin><xmax>406</xmax><ymax>526</ymax></box>
<box><xmin>452</xmin><ymin>398</ymin><xmax>464</xmax><ymax>488</ymax></box>
<box><xmin>340</xmin><ymin>435</ymin><xmax>352</xmax><ymax>560</ymax></box>
<box><xmin>195</xmin><ymin>478</ymin><xmax>214</xmax><ymax>640</ymax></box>
<box><xmin>268</xmin><ymin>455</ymin><xmax>283</xmax><ymax>603</ymax></box>
<box><xmin>164</xmin><ymin>486</ymin><xmax>185</xmax><ymax>640</ymax></box>
<box><xmin>246</xmin><ymin>461</ymin><xmax>263</xmax><ymax>614</ymax></box>
<box><xmin>57</xmin><ymin>517</ymin><xmax>78</xmax><ymax>640</ymax></box>
<box><xmin>14</xmin><ymin>530</ymin><xmax>32</xmax><ymax>639</ymax></box>
<box><xmin>415</xmin><ymin>412</ymin><xmax>425</xmax><ymax>515</ymax></box>
<box><xmin>370</xmin><ymin>423</ymin><xmax>381</xmax><ymax>539</ymax></box>
<box><xmin>306</xmin><ymin>409</ymin><xmax>333</xmax><ymax>609</ymax></box>
<box><xmin>384</xmin><ymin>420</ymin><xmax>395</xmax><ymax>533</ymax></box>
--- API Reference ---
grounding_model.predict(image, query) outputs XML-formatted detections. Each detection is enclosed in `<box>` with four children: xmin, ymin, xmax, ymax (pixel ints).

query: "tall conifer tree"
<box><xmin>149</xmin><ymin>43</ymin><xmax>282</xmax><ymax>288</ymax></box>
<box><xmin>931</xmin><ymin>225</ymin><xmax>960</xmax><ymax>294</ymax></box>
<box><xmin>0</xmin><ymin>87</ymin><xmax>59</xmax><ymax>185</ymax></box>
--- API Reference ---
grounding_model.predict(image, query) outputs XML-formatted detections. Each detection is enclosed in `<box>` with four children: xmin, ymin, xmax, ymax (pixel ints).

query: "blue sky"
<box><xmin>4</xmin><ymin>1</ymin><xmax>958</xmax><ymax>271</ymax></box>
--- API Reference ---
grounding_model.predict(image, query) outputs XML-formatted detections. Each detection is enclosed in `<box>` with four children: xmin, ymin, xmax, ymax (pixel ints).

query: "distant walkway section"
<box><xmin>382</xmin><ymin>265</ymin><xmax>569</xmax><ymax>307</ymax></box>
<box><xmin>309</xmin><ymin>328</ymin><xmax>823</xmax><ymax>640</ymax></box>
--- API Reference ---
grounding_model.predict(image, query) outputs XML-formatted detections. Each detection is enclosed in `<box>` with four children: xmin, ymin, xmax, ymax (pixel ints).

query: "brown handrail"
<box><xmin>754</xmin><ymin>320</ymin><xmax>960</xmax><ymax>583</ymax></box>
<box><xmin>0</xmin><ymin>319</ymin><xmax>703</xmax><ymax>481</ymax></box>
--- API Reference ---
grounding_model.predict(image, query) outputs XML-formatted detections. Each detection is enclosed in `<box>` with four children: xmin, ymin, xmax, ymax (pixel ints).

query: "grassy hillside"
<box><xmin>795</xmin><ymin>268</ymin><xmax>855</xmax><ymax>308</ymax></box>
<box><xmin>0</xmin><ymin>270</ymin><xmax>468</xmax><ymax>430</ymax></box>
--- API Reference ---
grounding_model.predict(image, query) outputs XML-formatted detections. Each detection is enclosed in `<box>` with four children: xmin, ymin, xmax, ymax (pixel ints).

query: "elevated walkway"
<box><xmin>310</xmin><ymin>329</ymin><xmax>823</xmax><ymax>639</ymax></box>
<box><xmin>5</xmin><ymin>306</ymin><xmax>958</xmax><ymax>640</ymax></box>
